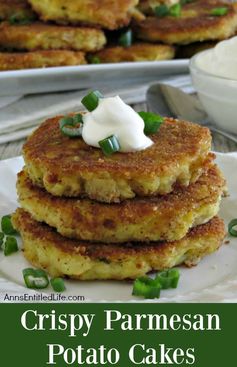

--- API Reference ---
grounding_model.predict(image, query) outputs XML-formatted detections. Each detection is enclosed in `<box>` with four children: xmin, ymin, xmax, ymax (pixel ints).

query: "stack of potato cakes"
<box><xmin>12</xmin><ymin>114</ymin><xmax>226</xmax><ymax>281</ymax></box>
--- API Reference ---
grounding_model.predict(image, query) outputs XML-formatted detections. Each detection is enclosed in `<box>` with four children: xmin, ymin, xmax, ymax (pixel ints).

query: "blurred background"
<box><xmin>0</xmin><ymin>0</ymin><xmax>237</xmax><ymax>158</ymax></box>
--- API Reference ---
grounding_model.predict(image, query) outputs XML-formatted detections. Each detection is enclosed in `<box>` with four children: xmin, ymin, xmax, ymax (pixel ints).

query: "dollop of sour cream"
<box><xmin>82</xmin><ymin>96</ymin><xmax>153</xmax><ymax>152</ymax></box>
<box><xmin>195</xmin><ymin>36</ymin><xmax>237</xmax><ymax>80</ymax></box>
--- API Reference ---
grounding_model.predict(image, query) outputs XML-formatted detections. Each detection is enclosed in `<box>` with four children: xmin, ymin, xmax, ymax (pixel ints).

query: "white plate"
<box><xmin>0</xmin><ymin>60</ymin><xmax>188</xmax><ymax>97</ymax></box>
<box><xmin>0</xmin><ymin>153</ymin><xmax>237</xmax><ymax>303</ymax></box>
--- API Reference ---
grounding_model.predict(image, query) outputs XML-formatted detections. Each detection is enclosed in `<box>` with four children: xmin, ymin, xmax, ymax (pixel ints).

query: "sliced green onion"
<box><xmin>72</xmin><ymin>113</ymin><xmax>83</xmax><ymax>124</ymax></box>
<box><xmin>156</xmin><ymin>269</ymin><xmax>180</xmax><ymax>289</ymax></box>
<box><xmin>59</xmin><ymin>116</ymin><xmax>74</xmax><ymax>127</ymax></box>
<box><xmin>81</xmin><ymin>90</ymin><xmax>103</xmax><ymax>112</ymax></box>
<box><xmin>132</xmin><ymin>269</ymin><xmax>180</xmax><ymax>298</ymax></box>
<box><xmin>59</xmin><ymin>114</ymin><xmax>83</xmax><ymax>137</ymax></box>
<box><xmin>50</xmin><ymin>277</ymin><xmax>66</xmax><ymax>292</ymax></box>
<box><xmin>210</xmin><ymin>7</ymin><xmax>228</xmax><ymax>16</ymax></box>
<box><xmin>154</xmin><ymin>4</ymin><xmax>169</xmax><ymax>17</ymax></box>
<box><xmin>4</xmin><ymin>236</ymin><xmax>18</xmax><ymax>256</ymax></box>
<box><xmin>60</xmin><ymin>126</ymin><xmax>82</xmax><ymax>137</ymax></box>
<box><xmin>169</xmin><ymin>3</ymin><xmax>181</xmax><ymax>17</ymax></box>
<box><xmin>99</xmin><ymin>135</ymin><xmax>121</xmax><ymax>156</ymax></box>
<box><xmin>118</xmin><ymin>29</ymin><xmax>133</xmax><ymax>47</ymax></box>
<box><xmin>138</xmin><ymin>111</ymin><xmax>164</xmax><ymax>135</ymax></box>
<box><xmin>9</xmin><ymin>14</ymin><xmax>32</xmax><ymax>25</ymax></box>
<box><xmin>132</xmin><ymin>276</ymin><xmax>161</xmax><ymax>299</ymax></box>
<box><xmin>228</xmin><ymin>219</ymin><xmax>237</xmax><ymax>237</ymax></box>
<box><xmin>180</xmin><ymin>0</ymin><xmax>193</xmax><ymax>5</ymax></box>
<box><xmin>0</xmin><ymin>232</ymin><xmax>4</xmax><ymax>248</ymax></box>
<box><xmin>88</xmin><ymin>55</ymin><xmax>101</xmax><ymax>64</ymax></box>
<box><xmin>23</xmin><ymin>268</ymin><xmax>49</xmax><ymax>289</ymax></box>
<box><xmin>1</xmin><ymin>215</ymin><xmax>17</xmax><ymax>235</ymax></box>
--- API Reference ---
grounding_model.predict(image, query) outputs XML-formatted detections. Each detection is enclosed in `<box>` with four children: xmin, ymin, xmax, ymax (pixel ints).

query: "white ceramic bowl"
<box><xmin>190</xmin><ymin>50</ymin><xmax>237</xmax><ymax>135</ymax></box>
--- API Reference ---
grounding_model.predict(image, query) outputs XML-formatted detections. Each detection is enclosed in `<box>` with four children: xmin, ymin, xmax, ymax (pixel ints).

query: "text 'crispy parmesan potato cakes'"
<box><xmin>0</xmin><ymin>50</ymin><xmax>86</xmax><ymax>70</ymax></box>
<box><xmin>12</xmin><ymin>209</ymin><xmax>225</xmax><ymax>281</ymax></box>
<box><xmin>28</xmin><ymin>0</ymin><xmax>139</xmax><ymax>30</ymax></box>
<box><xmin>92</xmin><ymin>43</ymin><xmax>175</xmax><ymax>63</ymax></box>
<box><xmin>17</xmin><ymin>166</ymin><xmax>225</xmax><ymax>243</ymax></box>
<box><xmin>23</xmin><ymin>115</ymin><xmax>214</xmax><ymax>203</ymax></box>
<box><xmin>134</xmin><ymin>0</ymin><xmax>237</xmax><ymax>45</ymax></box>
<box><xmin>0</xmin><ymin>22</ymin><xmax>106</xmax><ymax>52</ymax></box>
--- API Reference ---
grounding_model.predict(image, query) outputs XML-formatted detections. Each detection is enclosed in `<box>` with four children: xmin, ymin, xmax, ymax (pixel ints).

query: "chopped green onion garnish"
<box><xmin>60</xmin><ymin>126</ymin><xmax>82</xmax><ymax>137</ymax></box>
<box><xmin>138</xmin><ymin>111</ymin><xmax>164</xmax><ymax>135</ymax></box>
<box><xmin>81</xmin><ymin>90</ymin><xmax>103</xmax><ymax>112</ymax></box>
<box><xmin>59</xmin><ymin>114</ymin><xmax>83</xmax><ymax>137</ymax></box>
<box><xmin>73</xmin><ymin>113</ymin><xmax>83</xmax><ymax>124</ymax></box>
<box><xmin>132</xmin><ymin>269</ymin><xmax>180</xmax><ymax>298</ymax></box>
<box><xmin>132</xmin><ymin>276</ymin><xmax>161</xmax><ymax>299</ymax></box>
<box><xmin>156</xmin><ymin>269</ymin><xmax>180</xmax><ymax>289</ymax></box>
<box><xmin>9</xmin><ymin>14</ymin><xmax>32</xmax><ymax>25</ymax></box>
<box><xmin>1</xmin><ymin>215</ymin><xmax>17</xmax><ymax>235</ymax></box>
<box><xmin>50</xmin><ymin>277</ymin><xmax>66</xmax><ymax>292</ymax></box>
<box><xmin>228</xmin><ymin>219</ymin><xmax>237</xmax><ymax>237</ymax></box>
<box><xmin>59</xmin><ymin>116</ymin><xmax>74</xmax><ymax>127</ymax></box>
<box><xmin>4</xmin><ymin>236</ymin><xmax>18</xmax><ymax>256</ymax></box>
<box><xmin>88</xmin><ymin>55</ymin><xmax>101</xmax><ymax>64</ymax></box>
<box><xmin>0</xmin><ymin>232</ymin><xmax>4</xmax><ymax>248</ymax></box>
<box><xmin>180</xmin><ymin>0</ymin><xmax>193</xmax><ymax>5</ymax></box>
<box><xmin>154</xmin><ymin>4</ymin><xmax>169</xmax><ymax>17</ymax></box>
<box><xmin>23</xmin><ymin>268</ymin><xmax>49</xmax><ymax>289</ymax></box>
<box><xmin>210</xmin><ymin>7</ymin><xmax>228</xmax><ymax>16</ymax></box>
<box><xmin>169</xmin><ymin>3</ymin><xmax>181</xmax><ymax>17</ymax></box>
<box><xmin>99</xmin><ymin>135</ymin><xmax>121</xmax><ymax>156</ymax></box>
<box><xmin>118</xmin><ymin>29</ymin><xmax>133</xmax><ymax>47</ymax></box>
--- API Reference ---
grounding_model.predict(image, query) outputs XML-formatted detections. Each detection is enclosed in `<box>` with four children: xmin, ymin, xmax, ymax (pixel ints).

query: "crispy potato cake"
<box><xmin>23</xmin><ymin>115</ymin><xmax>213</xmax><ymax>203</ymax></box>
<box><xmin>12</xmin><ymin>209</ymin><xmax>225</xmax><ymax>280</ymax></box>
<box><xmin>28</xmin><ymin>0</ymin><xmax>139</xmax><ymax>30</ymax></box>
<box><xmin>0</xmin><ymin>50</ymin><xmax>86</xmax><ymax>70</ymax></box>
<box><xmin>91</xmin><ymin>43</ymin><xmax>175</xmax><ymax>63</ymax></box>
<box><xmin>135</xmin><ymin>0</ymin><xmax>237</xmax><ymax>45</ymax></box>
<box><xmin>17</xmin><ymin>166</ymin><xmax>225</xmax><ymax>243</ymax></box>
<box><xmin>0</xmin><ymin>0</ymin><xmax>36</xmax><ymax>22</ymax></box>
<box><xmin>0</xmin><ymin>22</ymin><xmax>106</xmax><ymax>52</ymax></box>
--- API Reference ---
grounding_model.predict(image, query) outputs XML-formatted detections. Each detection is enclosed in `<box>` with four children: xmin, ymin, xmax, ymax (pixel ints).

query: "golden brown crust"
<box><xmin>12</xmin><ymin>208</ymin><xmax>226</xmax><ymax>280</ymax></box>
<box><xmin>0</xmin><ymin>0</ymin><xmax>36</xmax><ymax>21</ymax></box>
<box><xmin>17</xmin><ymin>166</ymin><xmax>225</xmax><ymax>242</ymax></box>
<box><xmin>28</xmin><ymin>0</ymin><xmax>139</xmax><ymax>30</ymax></box>
<box><xmin>92</xmin><ymin>43</ymin><xmax>175</xmax><ymax>63</ymax></box>
<box><xmin>0</xmin><ymin>22</ymin><xmax>106</xmax><ymax>52</ymax></box>
<box><xmin>134</xmin><ymin>1</ymin><xmax>237</xmax><ymax>45</ymax></box>
<box><xmin>23</xmin><ymin>114</ymin><xmax>213</xmax><ymax>202</ymax></box>
<box><xmin>0</xmin><ymin>50</ymin><xmax>86</xmax><ymax>70</ymax></box>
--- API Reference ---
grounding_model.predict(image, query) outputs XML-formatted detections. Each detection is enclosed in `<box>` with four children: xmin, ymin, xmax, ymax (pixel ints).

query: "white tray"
<box><xmin>0</xmin><ymin>60</ymin><xmax>189</xmax><ymax>96</ymax></box>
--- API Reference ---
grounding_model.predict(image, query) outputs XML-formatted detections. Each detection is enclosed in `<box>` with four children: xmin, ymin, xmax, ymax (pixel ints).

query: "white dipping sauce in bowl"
<box><xmin>190</xmin><ymin>36</ymin><xmax>237</xmax><ymax>135</ymax></box>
